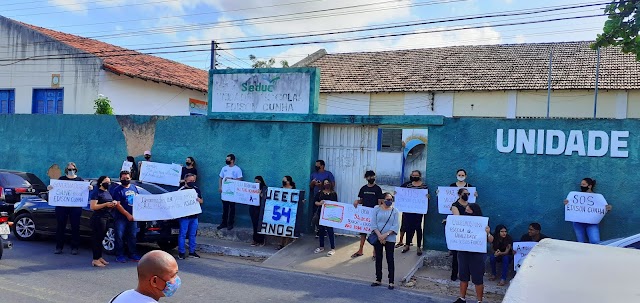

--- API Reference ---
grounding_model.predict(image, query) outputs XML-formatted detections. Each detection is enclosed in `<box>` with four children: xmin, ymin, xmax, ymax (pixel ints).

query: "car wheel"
<box><xmin>13</xmin><ymin>213</ymin><xmax>37</xmax><ymax>241</ymax></box>
<box><xmin>102</xmin><ymin>227</ymin><xmax>116</xmax><ymax>255</ymax></box>
<box><xmin>157</xmin><ymin>239</ymin><xmax>178</xmax><ymax>251</ymax></box>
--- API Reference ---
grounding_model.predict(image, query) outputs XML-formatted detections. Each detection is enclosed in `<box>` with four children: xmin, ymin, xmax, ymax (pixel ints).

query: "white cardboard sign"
<box><xmin>513</xmin><ymin>241</ymin><xmax>538</xmax><ymax>271</ymax></box>
<box><xmin>133</xmin><ymin>189</ymin><xmax>202</xmax><ymax>221</ymax></box>
<box><xmin>437</xmin><ymin>186</ymin><xmax>476</xmax><ymax>214</ymax></box>
<box><xmin>221</xmin><ymin>179</ymin><xmax>261</xmax><ymax>206</ymax></box>
<box><xmin>564</xmin><ymin>192</ymin><xmax>608</xmax><ymax>224</ymax></box>
<box><xmin>445</xmin><ymin>215</ymin><xmax>488</xmax><ymax>253</ymax></box>
<box><xmin>139</xmin><ymin>161</ymin><xmax>182</xmax><ymax>186</ymax></box>
<box><xmin>48</xmin><ymin>180</ymin><xmax>90</xmax><ymax>207</ymax></box>
<box><xmin>394</xmin><ymin>187</ymin><xmax>429</xmax><ymax>214</ymax></box>
<box><xmin>121</xmin><ymin>161</ymin><xmax>133</xmax><ymax>172</ymax></box>
<box><xmin>319</xmin><ymin>201</ymin><xmax>374</xmax><ymax>234</ymax></box>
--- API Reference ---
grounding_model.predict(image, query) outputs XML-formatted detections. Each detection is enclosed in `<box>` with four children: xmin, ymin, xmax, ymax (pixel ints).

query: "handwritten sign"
<box><xmin>121</xmin><ymin>161</ymin><xmax>133</xmax><ymax>172</ymax></box>
<box><xmin>221</xmin><ymin>179</ymin><xmax>261</xmax><ymax>206</ymax></box>
<box><xmin>132</xmin><ymin>189</ymin><xmax>202</xmax><ymax>221</ymax></box>
<box><xmin>394</xmin><ymin>187</ymin><xmax>429</xmax><ymax>214</ymax></box>
<box><xmin>564</xmin><ymin>192</ymin><xmax>608</xmax><ymax>224</ymax></box>
<box><xmin>48</xmin><ymin>180</ymin><xmax>90</xmax><ymax>207</ymax></box>
<box><xmin>319</xmin><ymin>201</ymin><xmax>374</xmax><ymax>233</ymax></box>
<box><xmin>513</xmin><ymin>241</ymin><xmax>538</xmax><ymax>271</ymax></box>
<box><xmin>139</xmin><ymin>161</ymin><xmax>182</xmax><ymax>186</ymax></box>
<box><xmin>260</xmin><ymin>187</ymin><xmax>303</xmax><ymax>238</ymax></box>
<box><xmin>437</xmin><ymin>186</ymin><xmax>476</xmax><ymax>214</ymax></box>
<box><xmin>445</xmin><ymin>215</ymin><xmax>488</xmax><ymax>253</ymax></box>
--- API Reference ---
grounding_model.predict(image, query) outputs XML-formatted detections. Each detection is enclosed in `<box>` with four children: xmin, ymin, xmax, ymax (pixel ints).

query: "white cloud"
<box><xmin>48</xmin><ymin>0</ymin><xmax>88</xmax><ymax>14</ymax></box>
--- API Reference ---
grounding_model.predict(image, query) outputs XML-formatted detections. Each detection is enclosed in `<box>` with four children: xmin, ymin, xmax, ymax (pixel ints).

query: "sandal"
<box><xmin>327</xmin><ymin>250</ymin><xmax>335</xmax><ymax>256</ymax></box>
<box><xmin>388</xmin><ymin>283</ymin><xmax>395</xmax><ymax>290</ymax></box>
<box><xmin>314</xmin><ymin>247</ymin><xmax>325</xmax><ymax>254</ymax></box>
<box><xmin>394</xmin><ymin>242</ymin><xmax>404</xmax><ymax>248</ymax></box>
<box><xmin>497</xmin><ymin>279</ymin><xmax>507</xmax><ymax>286</ymax></box>
<box><xmin>417</xmin><ymin>249</ymin><xmax>423</xmax><ymax>256</ymax></box>
<box><xmin>489</xmin><ymin>275</ymin><xmax>497</xmax><ymax>281</ymax></box>
<box><xmin>371</xmin><ymin>255</ymin><xmax>376</xmax><ymax>261</ymax></box>
<box><xmin>351</xmin><ymin>252</ymin><xmax>363</xmax><ymax>258</ymax></box>
<box><xmin>371</xmin><ymin>281</ymin><xmax>381</xmax><ymax>287</ymax></box>
<box><xmin>401</xmin><ymin>246</ymin><xmax>410</xmax><ymax>253</ymax></box>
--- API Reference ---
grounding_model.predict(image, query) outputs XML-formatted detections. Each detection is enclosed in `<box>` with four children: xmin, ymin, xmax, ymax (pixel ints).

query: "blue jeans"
<box><xmin>115</xmin><ymin>218</ymin><xmax>138</xmax><ymax>258</ymax></box>
<box><xmin>572</xmin><ymin>222</ymin><xmax>600</xmax><ymax>244</ymax></box>
<box><xmin>489</xmin><ymin>254</ymin><xmax>512</xmax><ymax>280</ymax></box>
<box><xmin>178</xmin><ymin>217</ymin><xmax>199</xmax><ymax>254</ymax></box>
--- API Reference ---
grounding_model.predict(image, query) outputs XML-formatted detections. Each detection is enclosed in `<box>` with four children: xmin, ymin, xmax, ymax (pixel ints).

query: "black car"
<box><xmin>0</xmin><ymin>170</ymin><xmax>47</xmax><ymax>214</ymax></box>
<box><xmin>12</xmin><ymin>180</ymin><xmax>179</xmax><ymax>254</ymax></box>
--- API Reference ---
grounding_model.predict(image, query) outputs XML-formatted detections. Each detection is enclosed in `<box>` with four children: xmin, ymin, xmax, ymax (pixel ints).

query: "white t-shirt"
<box><xmin>219</xmin><ymin>165</ymin><xmax>242</xmax><ymax>180</ymax></box>
<box><xmin>110</xmin><ymin>290</ymin><xmax>157</xmax><ymax>303</ymax></box>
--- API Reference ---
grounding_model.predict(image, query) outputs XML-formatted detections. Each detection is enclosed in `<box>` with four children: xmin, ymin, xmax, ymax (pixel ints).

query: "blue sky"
<box><xmin>4</xmin><ymin>0</ymin><xmax>610</xmax><ymax>70</ymax></box>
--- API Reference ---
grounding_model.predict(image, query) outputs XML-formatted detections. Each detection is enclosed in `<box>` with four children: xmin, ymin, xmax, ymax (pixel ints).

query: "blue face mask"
<box><xmin>384</xmin><ymin>200</ymin><xmax>393</xmax><ymax>207</ymax></box>
<box><xmin>162</xmin><ymin>275</ymin><xmax>181</xmax><ymax>297</ymax></box>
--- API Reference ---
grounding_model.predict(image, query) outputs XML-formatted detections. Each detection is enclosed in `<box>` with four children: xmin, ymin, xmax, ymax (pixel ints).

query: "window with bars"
<box><xmin>379</xmin><ymin>128</ymin><xmax>403</xmax><ymax>152</ymax></box>
<box><xmin>32</xmin><ymin>88</ymin><xmax>64</xmax><ymax>114</ymax></box>
<box><xmin>0</xmin><ymin>89</ymin><xmax>15</xmax><ymax>114</ymax></box>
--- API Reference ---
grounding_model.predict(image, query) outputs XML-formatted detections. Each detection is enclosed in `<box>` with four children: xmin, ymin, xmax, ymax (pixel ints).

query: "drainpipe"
<box><xmin>546</xmin><ymin>48</ymin><xmax>553</xmax><ymax>118</ymax></box>
<box><xmin>594</xmin><ymin>47</ymin><xmax>600</xmax><ymax>118</ymax></box>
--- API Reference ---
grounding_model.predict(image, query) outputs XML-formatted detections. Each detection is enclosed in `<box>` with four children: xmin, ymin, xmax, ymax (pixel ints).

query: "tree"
<box><xmin>592</xmin><ymin>0</ymin><xmax>640</xmax><ymax>60</ymax></box>
<box><xmin>249</xmin><ymin>54</ymin><xmax>289</xmax><ymax>68</ymax></box>
<box><xmin>94</xmin><ymin>94</ymin><xmax>114</xmax><ymax>115</ymax></box>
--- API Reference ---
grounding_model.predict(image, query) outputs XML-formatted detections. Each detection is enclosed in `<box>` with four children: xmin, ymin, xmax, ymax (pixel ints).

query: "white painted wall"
<box><xmin>323</xmin><ymin>93</ymin><xmax>370</xmax><ymax>115</ymax></box>
<box><xmin>100</xmin><ymin>73</ymin><xmax>207</xmax><ymax>116</ymax></box>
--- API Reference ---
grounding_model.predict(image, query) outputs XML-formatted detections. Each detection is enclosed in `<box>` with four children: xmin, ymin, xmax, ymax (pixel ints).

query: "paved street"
<box><xmin>0</xmin><ymin>237</ymin><xmax>451</xmax><ymax>303</ymax></box>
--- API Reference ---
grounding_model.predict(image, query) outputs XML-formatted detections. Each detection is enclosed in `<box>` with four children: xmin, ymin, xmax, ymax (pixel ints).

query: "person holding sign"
<box><xmin>314</xmin><ymin>179</ymin><xmax>337</xmax><ymax>256</ymax></box>
<box><xmin>180</xmin><ymin>157</ymin><xmax>197</xmax><ymax>187</ymax></box>
<box><xmin>176</xmin><ymin>173</ymin><xmax>203</xmax><ymax>260</ymax></box>
<box><xmin>126</xmin><ymin>156</ymin><xmax>139</xmax><ymax>180</ymax></box>
<box><xmin>352</xmin><ymin>170</ymin><xmax>385</xmax><ymax>259</ymax></box>
<box><xmin>451</xmin><ymin>195</ymin><xmax>493</xmax><ymax>303</ymax></box>
<box><xmin>370</xmin><ymin>192</ymin><xmax>399</xmax><ymax>290</ymax></box>
<box><xmin>563</xmin><ymin>178</ymin><xmax>612</xmax><ymax>244</ymax></box>
<box><xmin>112</xmin><ymin>171</ymin><xmax>141</xmax><ymax>263</ymax></box>
<box><xmin>396</xmin><ymin>170</ymin><xmax>428</xmax><ymax>256</ymax></box>
<box><xmin>275</xmin><ymin>176</ymin><xmax>297</xmax><ymax>250</ymax></box>
<box><xmin>489</xmin><ymin>224</ymin><xmax>513</xmax><ymax>286</ymax></box>
<box><xmin>250</xmin><ymin>176</ymin><xmax>268</xmax><ymax>247</ymax></box>
<box><xmin>50</xmin><ymin>162</ymin><xmax>92</xmax><ymax>255</ymax></box>
<box><xmin>217</xmin><ymin>154</ymin><xmax>243</xmax><ymax>231</ymax></box>
<box><xmin>137</xmin><ymin>151</ymin><xmax>152</xmax><ymax>178</ymax></box>
<box><xmin>520</xmin><ymin>222</ymin><xmax>548</xmax><ymax>242</ymax></box>
<box><xmin>90</xmin><ymin>176</ymin><xmax>117</xmax><ymax>267</ymax></box>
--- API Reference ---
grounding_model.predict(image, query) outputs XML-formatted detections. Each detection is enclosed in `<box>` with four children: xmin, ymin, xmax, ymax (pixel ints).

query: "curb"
<box><xmin>196</xmin><ymin>241</ymin><xmax>275</xmax><ymax>258</ymax></box>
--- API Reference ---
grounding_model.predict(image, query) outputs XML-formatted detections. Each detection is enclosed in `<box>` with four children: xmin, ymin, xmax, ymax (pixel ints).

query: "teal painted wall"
<box><xmin>0</xmin><ymin>114</ymin><xmax>317</xmax><ymax>229</ymax></box>
<box><xmin>424</xmin><ymin>118</ymin><xmax>639</xmax><ymax>250</ymax></box>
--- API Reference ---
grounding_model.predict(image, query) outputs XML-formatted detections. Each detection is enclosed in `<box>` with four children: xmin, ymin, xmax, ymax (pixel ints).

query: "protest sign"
<box><xmin>437</xmin><ymin>186</ymin><xmax>476</xmax><ymax>214</ymax></box>
<box><xmin>394</xmin><ymin>187</ymin><xmax>429</xmax><ymax>214</ymax></box>
<box><xmin>221</xmin><ymin>179</ymin><xmax>261</xmax><ymax>206</ymax></box>
<box><xmin>48</xmin><ymin>180</ymin><xmax>91</xmax><ymax>207</ymax></box>
<box><xmin>139</xmin><ymin>161</ymin><xmax>182</xmax><ymax>186</ymax></box>
<box><xmin>564</xmin><ymin>192</ymin><xmax>608</xmax><ymax>224</ymax></box>
<box><xmin>513</xmin><ymin>241</ymin><xmax>538</xmax><ymax>271</ymax></box>
<box><xmin>121</xmin><ymin>161</ymin><xmax>133</xmax><ymax>172</ymax></box>
<box><xmin>445</xmin><ymin>215</ymin><xmax>489</xmax><ymax>253</ymax></box>
<box><xmin>133</xmin><ymin>189</ymin><xmax>201</xmax><ymax>221</ymax></box>
<box><xmin>260</xmin><ymin>187</ymin><xmax>303</xmax><ymax>238</ymax></box>
<box><xmin>319</xmin><ymin>201</ymin><xmax>374</xmax><ymax>233</ymax></box>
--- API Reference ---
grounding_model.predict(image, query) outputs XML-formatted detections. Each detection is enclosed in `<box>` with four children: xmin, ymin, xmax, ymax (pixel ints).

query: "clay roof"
<box><xmin>303</xmin><ymin>41</ymin><xmax>640</xmax><ymax>93</ymax></box>
<box><xmin>21</xmin><ymin>22</ymin><xmax>208</xmax><ymax>92</ymax></box>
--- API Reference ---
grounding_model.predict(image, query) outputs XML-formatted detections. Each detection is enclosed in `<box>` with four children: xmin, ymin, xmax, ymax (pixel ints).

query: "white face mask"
<box><xmin>457</xmin><ymin>176</ymin><xmax>465</xmax><ymax>182</ymax></box>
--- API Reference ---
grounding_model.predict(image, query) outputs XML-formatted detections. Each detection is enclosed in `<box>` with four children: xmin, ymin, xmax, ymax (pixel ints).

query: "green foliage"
<box><xmin>94</xmin><ymin>94</ymin><xmax>114</xmax><ymax>115</ymax></box>
<box><xmin>249</xmin><ymin>54</ymin><xmax>289</xmax><ymax>68</ymax></box>
<box><xmin>592</xmin><ymin>0</ymin><xmax>640</xmax><ymax>60</ymax></box>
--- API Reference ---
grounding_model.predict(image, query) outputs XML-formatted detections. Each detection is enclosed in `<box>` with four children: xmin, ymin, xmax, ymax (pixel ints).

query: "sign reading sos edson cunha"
<box><xmin>209</xmin><ymin>68</ymin><xmax>316</xmax><ymax>114</ymax></box>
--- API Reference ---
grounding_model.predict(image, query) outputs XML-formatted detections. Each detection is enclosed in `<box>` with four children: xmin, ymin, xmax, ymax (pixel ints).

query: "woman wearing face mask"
<box><xmin>563</xmin><ymin>178</ymin><xmax>612</xmax><ymax>244</ymax></box>
<box><xmin>250</xmin><ymin>176</ymin><xmax>267</xmax><ymax>247</ymax></box>
<box><xmin>489</xmin><ymin>224</ymin><xmax>513</xmax><ymax>286</ymax></box>
<box><xmin>180</xmin><ymin>157</ymin><xmax>197</xmax><ymax>187</ymax></box>
<box><xmin>126</xmin><ymin>156</ymin><xmax>139</xmax><ymax>180</ymax></box>
<box><xmin>275</xmin><ymin>176</ymin><xmax>297</xmax><ymax>250</ymax></box>
<box><xmin>371</xmin><ymin>192</ymin><xmax>399</xmax><ymax>290</ymax></box>
<box><xmin>49</xmin><ymin>162</ymin><xmax>92</xmax><ymax>255</ymax></box>
<box><xmin>395</xmin><ymin>170</ymin><xmax>428</xmax><ymax>256</ymax></box>
<box><xmin>314</xmin><ymin>179</ymin><xmax>338</xmax><ymax>256</ymax></box>
<box><xmin>90</xmin><ymin>176</ymin><xmax>117</xmax><ymax>267</ymax></box>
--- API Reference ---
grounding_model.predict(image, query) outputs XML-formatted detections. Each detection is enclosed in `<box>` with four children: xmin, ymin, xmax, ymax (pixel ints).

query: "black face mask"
<box><xmin>186</xmin><ymin>162</ymin><xmax>191</xmax><ymax>166</ymax></box>
<box><xmin>144</xmin><ymin>156</ymin><xmax>151</xmax><ymax>160</ymax></box>
<box><xmin>314</xmin><ymin>166</ymin><xmax>321</xmax><ymax>172</ymax></box>
<box><xmin>410</xmin><ymin>176</ymin><xmax>420</xmax><ymax>182</ymax></box>
<box><xmin>461</xmin><ymin>193</ymin><xmax>469</xmax><ymax>201</ymax></box>
<box><xmin>226</xmin><ymin>160</ymin><xmax>231</xmax><ymax>165</ymax></box>
<box><xmin>580</xmin><ymin>186</ymin><xmax>589</xmax><ymax>192</ymax></box>
<box><xmin>323</xmin><ymin>184</ymin><xmax>331</xmax><ymax>190</ymax></box>
<box><xmin>367</xmin><ymin>178</ymin><xmax>375</xmax><ymax>184</ymax></box>
<box><xmin>282</xmin><ymin>181</ymin><xmax>288</xmax><ymax>187</ymax></box>
<box><xmin>101</xmin><ymin>182</ymin><xmax>110</xmax><ymax>189</ymax></box>
<box><xmin>120</xmin><ymin>179</ymin><xmax>131</xmax><ymax>186</ymax></box>
<box><xmin>186</xmin><ymin>182</ymin><xmax>196</xmax><ymax>188</ymax></box>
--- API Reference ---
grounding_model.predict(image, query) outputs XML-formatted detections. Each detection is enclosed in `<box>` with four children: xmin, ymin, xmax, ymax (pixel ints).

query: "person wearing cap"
<box><xmin>139</xmin><ymin>150</ymin><xmax>152</xmax><ymax>176</ymax></box>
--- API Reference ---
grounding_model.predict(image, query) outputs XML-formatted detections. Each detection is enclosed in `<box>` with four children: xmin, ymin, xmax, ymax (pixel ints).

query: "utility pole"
<box><xmin>210</xmin><ymin>40</ymin><xmax>216</xmax><ymax>70</ymax></box>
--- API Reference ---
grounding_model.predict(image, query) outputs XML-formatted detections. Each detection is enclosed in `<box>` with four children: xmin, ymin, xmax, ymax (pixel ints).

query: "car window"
<box><xmin>136</xmin><ymin>186</ymin><xmax>151</xmax><ymax>195</ymax></box>
<box><xmin>0</xmin><ymin>173</ymin><xmax>31</xmax><ymax>188</ymax></box>
<box><xmin>624</xmin><ymin>242</ymin><xmax>640</xmax><ymax>249</ymax></box>
<box><xmin>24</xmin><ymin>173</ymin><xmax>46</xmax><ymax>187</ymax></box>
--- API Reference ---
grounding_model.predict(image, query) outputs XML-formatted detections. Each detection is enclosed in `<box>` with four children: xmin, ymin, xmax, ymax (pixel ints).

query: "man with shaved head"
<box><xmin>110</xmin><ymin>250</ymin><xmax>181</xmax><ymax>303</ymax></box>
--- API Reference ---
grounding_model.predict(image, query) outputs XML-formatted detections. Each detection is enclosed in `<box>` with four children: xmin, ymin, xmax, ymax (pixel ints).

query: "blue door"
<box><xmin>0</xmin><ymin>89</ymin><xmax>15</xmax><ymax>114</ymax></box>
<box><xmin>32</xmin><ymin>88</ymin><xmax>64</xmax><ymax>114</ymax></box>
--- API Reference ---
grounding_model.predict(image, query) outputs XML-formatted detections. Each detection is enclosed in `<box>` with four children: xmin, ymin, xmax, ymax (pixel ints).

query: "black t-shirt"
<box><xmin>492</xmin><ymin>234</ymin><xmax>514</xmax><ymax>253</ymax></box>
<box><xmin>314</xmin><ymin>190</ymin><xmax>338</xmax><ymax>213</ymax></box>
<box><xmin>90</xmin><ymin>189</ymin><xmax>113</xmax><ymax>217</ymax></box>
<box><xmin>180</xmin><ymin>186</ymin><xmax>202</xmax><ymax>219</ymax></box>
<box><xmin>181</xmin><ymin>167</ymin><xmax>198</xmax><ymax>179</ymax></box>
<box><xmin>451</xmin><ymin>201</ymin><xmax>469</xmax><ymax>215</ymax></box>
<box><xmin>59</xmin><ymin>176</ymin><xmax>84</xmax><ymax>181</ymax></box>
<box><xmin>449</xmin><ymin>182</ymin><xmax>472</xmax><ymax>187</ymax></box>
<box><xmin>358</xmin><ymin>184</ymin><xmax>384</xmax><ymax>208</ymax></box>
<box><xmin>520</xmin><ymin>233</ymin><xmax>548</xmax><ymax>242</ymax></box>
<box><xmin>402</xmin><ymin>181</ymin><xmax>428</xmax><ymax>190</ymax></box>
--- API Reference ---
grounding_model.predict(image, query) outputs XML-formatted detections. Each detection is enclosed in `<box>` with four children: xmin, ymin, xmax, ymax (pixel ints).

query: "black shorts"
<box><xmin>457</xmin><ymin>251</ymin><xmax>486</xmax><ymax>285</ymax></box>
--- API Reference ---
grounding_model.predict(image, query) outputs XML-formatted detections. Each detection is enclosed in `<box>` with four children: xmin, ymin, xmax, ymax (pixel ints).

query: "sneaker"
<box><xmin>71</xmin><ymin>248</ymin><xmax>79</xmax><ymax>255</ymax></box>
<box><xmin>189</xmin><ymin>252</ymin><xmax>201</xmax><ymax>259</ymax></box>
<box><xmin>453</xmin><ymin>298</ymin><xmax>466</xmax><ymax>303</ymax></box>
<box><xmin>216</xmin><ymin>224</ymin><xmax>227</xmax><ymax>230</ymax></box>
<box><xmin>178</xmin><ymin>253</ymin><xmax>186</xmax><ymax>260</ymax></box>
<box><xmin>54</xmin><ymin>249</ymin><xmax>63</xmax><ymax>255</ymax></box>
<box><xmin>115</xmin><ymin>256</ymin><xmax>128</xmax><ymax>263</ymax></box>
<box><xmin>129</xmin><ymin>254</ymin><xmax>141</xmax><ymax>262</ymax></box>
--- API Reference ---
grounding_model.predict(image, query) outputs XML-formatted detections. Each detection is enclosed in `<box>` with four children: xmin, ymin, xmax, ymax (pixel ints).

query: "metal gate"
<box><xmin>318</xmin><ymin>125</ymin><xmax>378</xmax><ymax>235</ymax></box>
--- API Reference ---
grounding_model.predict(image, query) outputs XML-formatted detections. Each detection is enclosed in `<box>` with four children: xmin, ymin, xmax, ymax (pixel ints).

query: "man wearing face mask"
<box><xmin>112</xmin><ymin>171</ymin><xmax>141</xmax><ymax>263</ymax></box>
<box><xmin>110</xmin><ymin>250</ymin><xmax>180</xmax><ymax>303</ymax></box>
<box><xmin>176</xmin><ymin>173</ymin><xmax>203</xmax><ymax>260</ymax></box>
<box><xmin>351</xmin><ymin>170</ymin><xmax>384</xmax><ymax>259</ymax></box>
<box><xmin>309</xmin><ymin>160</ymin><xmax>335</xmax><ymax>197</ymax></box>
<box><xmin>217</xmin><ymin>154</ymin><xmax>243</xmax><ymax>231</ymax></box>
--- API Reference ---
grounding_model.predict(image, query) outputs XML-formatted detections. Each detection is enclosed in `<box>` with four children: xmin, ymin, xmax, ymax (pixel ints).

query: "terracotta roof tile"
<box><xmin>20</xmin><ymin>22</ymin><xmax>208</xmax><ymax>92</ymax></box>
<box><xmin>305</xmin><ymin>42</ymin><xmax>640</xmax><ymax>93</ymax></box>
